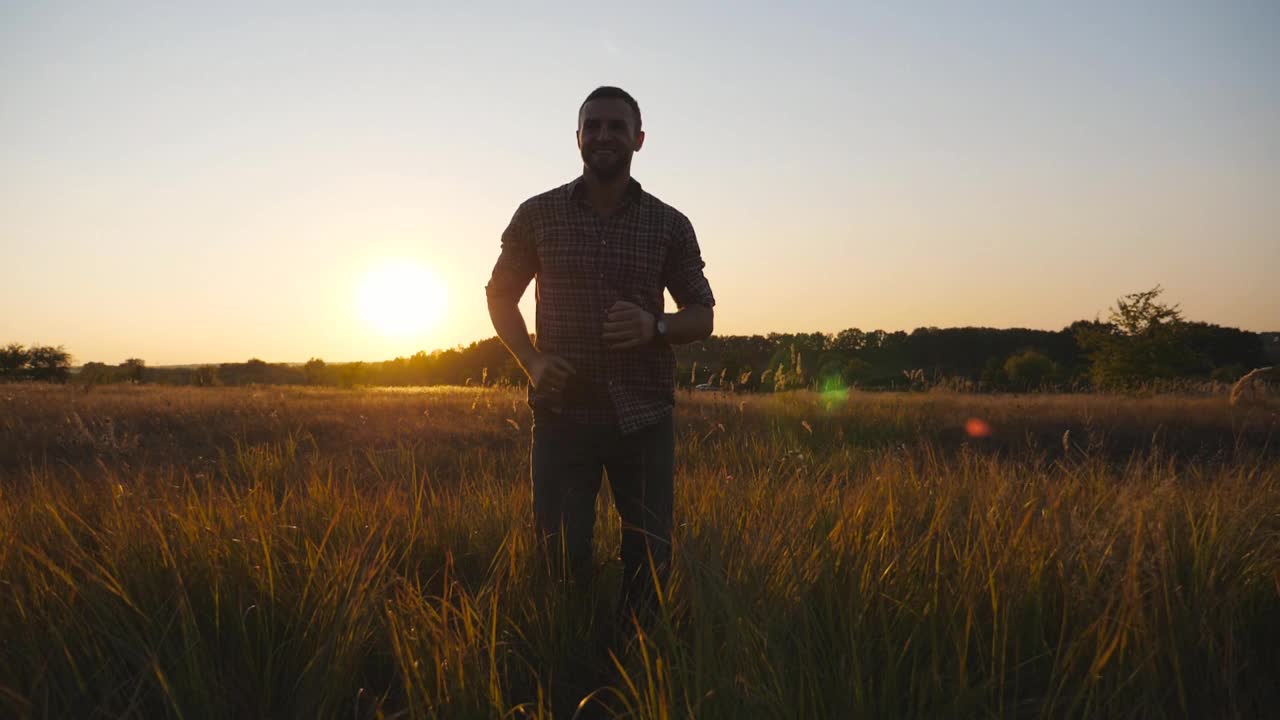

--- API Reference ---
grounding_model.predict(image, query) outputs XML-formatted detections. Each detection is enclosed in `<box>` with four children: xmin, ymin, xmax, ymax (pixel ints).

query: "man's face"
<box><xmin>577</xmin><ymin>98</ymin><xmax>645</xmax><ymax>180</ymax></box>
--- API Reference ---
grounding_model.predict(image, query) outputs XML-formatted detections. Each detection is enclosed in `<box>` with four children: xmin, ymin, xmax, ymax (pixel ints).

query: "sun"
<box><xmin>356</xmin><ymin>262</ymin><xmax>446</xmax><ymax>339</ymax></box>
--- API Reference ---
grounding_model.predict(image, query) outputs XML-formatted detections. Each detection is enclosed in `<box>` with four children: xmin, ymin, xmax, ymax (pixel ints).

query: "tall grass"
<box><xmin>1</xmin><ymin>385</ymin><xmax>1277</xmax><ymax>718</ymax></box>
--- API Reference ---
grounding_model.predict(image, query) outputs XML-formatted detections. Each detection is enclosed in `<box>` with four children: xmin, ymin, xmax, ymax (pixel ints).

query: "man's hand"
<box><xmin>524</xmin><ymin>352</ymin><xmax>576</xmax><ymax>392</ymax></box>
<box><xmin>603</xmin><ymin>301</ymin><xmax>656</xmax><ymax>350</ymax></box>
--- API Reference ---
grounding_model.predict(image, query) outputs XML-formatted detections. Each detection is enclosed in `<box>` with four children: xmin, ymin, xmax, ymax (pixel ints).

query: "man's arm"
<box><xmin>487</xmin><ymin>298</ymin><xmax>537</xmax><ymax>370</ymax></box>
<box><xmin>661</xmin><ymin>212</ymin><xmax>716</xmax><ymax>341</ymax></box>
<box><xmin>602</xmin><ymin>301</ymin><xmax>712</xmax><ymax>349</ymax></box>
<box><xmin>662</xmin><ymin>303</ymin><xmax>714</xmax><ymax>344</ymax></box>
<box><xmin>488</xmin><ymin>299</ymin><xmax>576</xmax><ymax>390</ymax></box>
<box><xmin>485</xmin><ymin>203</ymin><xmax>575</xmax><ymax>390</ymax></box>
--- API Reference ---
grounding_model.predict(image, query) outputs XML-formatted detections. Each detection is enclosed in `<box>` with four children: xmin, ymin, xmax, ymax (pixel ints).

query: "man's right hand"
<box><xmin>524</xmin><ymin>352</ymin><xmax>575</xmax><ymax>392</ymax></box>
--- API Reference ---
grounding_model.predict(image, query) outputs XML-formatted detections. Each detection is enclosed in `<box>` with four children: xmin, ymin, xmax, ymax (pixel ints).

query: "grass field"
<box><xmin>1</xmin><ymin>384</ymin><xmax>1278</xmax><ymax>719</ymax></box>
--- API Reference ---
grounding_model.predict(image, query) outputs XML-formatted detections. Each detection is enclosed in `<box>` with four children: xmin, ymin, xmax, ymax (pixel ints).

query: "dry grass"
<box><xmin>1230</xmin><ymin>366</ymin><xmax>1277</xmax><ymax>407</ymax></box>
<box><xmin>1</xmin><ymin>384</ymin><xmax>1278</xmax><ymax>718</ymax></box>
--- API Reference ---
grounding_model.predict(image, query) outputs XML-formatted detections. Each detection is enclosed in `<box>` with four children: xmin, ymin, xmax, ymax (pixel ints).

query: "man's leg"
<box><xmin>531</xmin><ymin>413</ymin><xmax>603</xmax><ymax>585</ymax></box>
<box><xmin>603</xmin><ymin>414</ymin><xmax>675</xmax><ymax>624</ymax></box>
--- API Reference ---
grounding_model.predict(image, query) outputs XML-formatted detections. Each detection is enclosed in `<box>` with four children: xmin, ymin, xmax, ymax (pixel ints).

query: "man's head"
<box><xmin>577</xmin><ymin>86</ymin><xmax>645</xmax><ymax>181</ymax></box>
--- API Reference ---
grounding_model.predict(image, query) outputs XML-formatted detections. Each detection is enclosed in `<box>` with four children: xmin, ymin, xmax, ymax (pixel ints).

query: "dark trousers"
<box><xmin>531</xmin><ymin>411</ymin><xmax>674</xmax><ymax>622</ymax></box>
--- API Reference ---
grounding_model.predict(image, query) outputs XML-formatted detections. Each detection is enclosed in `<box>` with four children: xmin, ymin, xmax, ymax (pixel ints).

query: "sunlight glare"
<box><xmin>357</xmin><ymin>262</ymin><xmax>446</xmax><ymax>339</ymax></box>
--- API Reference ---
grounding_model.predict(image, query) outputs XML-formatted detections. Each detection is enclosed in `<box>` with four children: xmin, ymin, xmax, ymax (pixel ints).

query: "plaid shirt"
<box><xmin>486</xmin><ymin>176</ymin><xmax>716</xmax><ymax>434</ymax></box>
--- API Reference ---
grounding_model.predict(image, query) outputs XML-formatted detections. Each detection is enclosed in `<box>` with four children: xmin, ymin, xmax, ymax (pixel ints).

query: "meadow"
<box><xmin>1</xmin><ymin>383</ymin><xmax>1277</xmax><ymax>719</ymax></box>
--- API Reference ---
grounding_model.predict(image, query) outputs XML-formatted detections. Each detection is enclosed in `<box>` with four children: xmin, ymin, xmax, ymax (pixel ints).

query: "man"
<box><xmin>485</xmin><ymin>86</ymin><xmax>715</xmax><ymax>623</ymax></box>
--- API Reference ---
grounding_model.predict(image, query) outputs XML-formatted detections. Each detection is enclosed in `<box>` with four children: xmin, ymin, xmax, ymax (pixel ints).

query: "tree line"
<box><xmin>0</xmin><ymin>344</ymin><xmax>72</xmax><ymax>383</ymax></box>
<box><xmin>6</xmin><ymin>288</ymin><xmax>1277</xmax><ymax>392</ymax></box>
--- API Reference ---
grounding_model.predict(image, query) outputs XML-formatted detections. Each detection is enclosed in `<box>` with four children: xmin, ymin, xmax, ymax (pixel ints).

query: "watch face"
<box><xmin>656</xmin><ymin>319</ymin><xmax>667</xmax><ymax>336</ymax></box>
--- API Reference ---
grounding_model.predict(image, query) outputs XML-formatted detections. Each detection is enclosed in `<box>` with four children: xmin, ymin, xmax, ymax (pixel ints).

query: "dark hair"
<box><xmin>579</xmin><ymin>86</ymin><xmax>642</xmax><ymax>132</ymax></box>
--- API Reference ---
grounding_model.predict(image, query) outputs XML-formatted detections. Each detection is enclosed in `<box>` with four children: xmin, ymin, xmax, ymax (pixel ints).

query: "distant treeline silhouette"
<box><xmin>0</xmin><ymin>344</ymin><xmax>72</xmax><ymax>383</ymax></box>
<box><xmin>6</xmin><ymin>288</ymin><xmax>1279</xmax><ymax>392</ymax></box>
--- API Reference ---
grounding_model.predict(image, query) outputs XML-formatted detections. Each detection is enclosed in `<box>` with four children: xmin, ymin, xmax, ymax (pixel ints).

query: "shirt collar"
<box><xmin>567</xmin><ymin>175</ymin><xmax>644</xmax><ymax>208</ymax></box>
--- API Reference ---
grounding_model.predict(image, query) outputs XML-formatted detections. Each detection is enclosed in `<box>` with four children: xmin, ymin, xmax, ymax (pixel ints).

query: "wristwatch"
<box><xmin>653</xmin><ymin>312</ymin><xmax>668</xmax><ymax>342</ymax></box>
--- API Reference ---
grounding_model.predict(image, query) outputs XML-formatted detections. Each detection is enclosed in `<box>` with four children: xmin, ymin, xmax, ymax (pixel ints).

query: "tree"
<box><xmin>841</xmin><ymin>358</ymin><xmax>873</xmax><ymax>386</ymax></box>
<box><xmin>1076</xmin><ymin>286</ymin><xmax>1202</xmax><ymax>389</ymax></box>
<box><xmin>192</xmin><ymin>365</ymin><xmax>219</xmax><ymax>386</ymax></box>
<box><xmin>830</xmin><ymin>328</ymin><xmax>867</xmax><ymax>352</ymax></box>
<box><xmin>981</xmin><ymin>356</ymin><xmax>1008</xmax><ymax>390</ymax></box>
<box><xmin>1182</xmin><ymin>322</ymin><xmax>1265</xmax><ymax>376</ymax></box>
<box><xmin>122</xmin><ymin>358</ymin><xmax>147</xmax><ymax>384</ymax></box>
<box><xmin>0</xmin><ymin>344</ymin><xmax>31</xmax><ymax>380</ymax></box>
<box><xmin>244</xmin><ymin>358</ymin><xmax>270</xmax><ymax>384</ymax></box>
<box><xmin>338</xmin><ymin>361</ymin><xmax>366</xmax><ymax>387</ymax></box>
<box><xmin>28</xmin><ymin>345</ymin><xmax>72</xmax><ymax>383</ymax></box>
<box><xmin>304</xmin><ymin>357</ymin><xmax>328</xmax><ymax>385</ymax></box>
<box><xmin>80</xmin><ymin>361</ymin><xmax>112</xmax><ymax>385</ymax></box>
<box><xmin>1003</xmin><ymin>350</ymin><xmax>1056</xmax><ymax>390</ymax></box>
<box><xmin>1108</xmin><ymin>286</ymin><xmax>1184</xmax><ymax>335</ymax></box>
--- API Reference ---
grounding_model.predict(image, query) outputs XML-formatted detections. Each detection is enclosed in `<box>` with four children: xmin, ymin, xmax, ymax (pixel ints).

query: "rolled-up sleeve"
<box><xmin>663</xmin><ymin>213</ymin><xmax>715</xmax><ymax>309</ymax></box>
<box><xmin>485</xmin><ymin>203</ymin><xmax>538</xmax><ymax>303</ymax></box>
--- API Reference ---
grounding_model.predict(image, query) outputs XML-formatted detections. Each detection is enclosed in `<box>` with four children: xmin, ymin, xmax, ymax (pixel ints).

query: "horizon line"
<box><xmin>61</xmin><ymin>323</ymin><xmax>1280</xmax><ymax>369</ymax></box>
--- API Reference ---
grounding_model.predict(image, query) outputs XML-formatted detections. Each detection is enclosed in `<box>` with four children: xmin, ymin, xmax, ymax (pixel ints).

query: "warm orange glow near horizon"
<box><xmin>356</xmin><ymin>262</ymin><xmax>447</xmax><ymax>341</ymax></box>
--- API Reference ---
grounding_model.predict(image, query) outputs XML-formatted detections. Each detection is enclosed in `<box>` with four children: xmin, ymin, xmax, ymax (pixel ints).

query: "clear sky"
<box><xmin>2</xmin><ymin>1</ymin><xmax>1277</xmax><ymax>365</ymax></box>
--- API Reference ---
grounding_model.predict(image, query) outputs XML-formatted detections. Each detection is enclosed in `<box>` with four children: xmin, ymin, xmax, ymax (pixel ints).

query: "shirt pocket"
<box><xmin>536</xmin><ymin>227</ymin><xmax>596</xmax><ymax>280</ymax></box>
<box><xmin>613</xmin><ymin>232</ymin><xmax>667</xmax><ymax>310</ymax></box>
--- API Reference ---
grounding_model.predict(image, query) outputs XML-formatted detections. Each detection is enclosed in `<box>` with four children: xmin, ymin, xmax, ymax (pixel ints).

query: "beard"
<box><xmin>580</xmin><ymin>143</ymin><xmax>633</xmax><ymax>181</ymax></box>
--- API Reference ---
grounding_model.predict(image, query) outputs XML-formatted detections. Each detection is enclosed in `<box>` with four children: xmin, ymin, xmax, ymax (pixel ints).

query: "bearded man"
<box><xmin>486</xmin><ymin>86</ymin><xmax>716</xmax><ymax>622</ymax></box>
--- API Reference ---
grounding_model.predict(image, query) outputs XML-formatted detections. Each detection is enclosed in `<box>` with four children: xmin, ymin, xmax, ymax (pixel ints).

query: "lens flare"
<box><xmin>965</xmin><ymin>417</ymin><xmax>992</xmax><ymax>438</ymax></box>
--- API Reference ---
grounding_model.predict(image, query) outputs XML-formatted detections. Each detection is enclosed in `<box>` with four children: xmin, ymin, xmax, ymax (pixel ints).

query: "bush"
<box><xmin>1003</xmin><ymin>350</ymin><xmax>1056</xmax><ymax>390</ymax></box>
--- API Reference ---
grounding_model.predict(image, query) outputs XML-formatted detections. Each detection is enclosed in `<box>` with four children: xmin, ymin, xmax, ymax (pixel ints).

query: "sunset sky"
<box><xmin>3</xmin><ymin>1</ymin><xmax>1277</xmax><ymax>365</ymax></box>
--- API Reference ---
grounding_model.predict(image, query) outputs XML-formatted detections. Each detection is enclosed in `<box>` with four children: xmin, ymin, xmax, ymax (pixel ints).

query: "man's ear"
<box><xmin>576</xmin><ymin>130</ymin><xmax>582</xmax><ymax>150</ymax></box>
<box><xmin>634</xmin><ymin>130</ymin><xmax>646</xmax><ymax>151</ymax></box>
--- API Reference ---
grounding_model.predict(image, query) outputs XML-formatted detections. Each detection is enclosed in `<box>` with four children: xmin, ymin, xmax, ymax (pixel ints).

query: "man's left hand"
<box><xmin>603</xmin><ymin>301</ymin><xmax>655</xmax><ymax>350</ymax></box>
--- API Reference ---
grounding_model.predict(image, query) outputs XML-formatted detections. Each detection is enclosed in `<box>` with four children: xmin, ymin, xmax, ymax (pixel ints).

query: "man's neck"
<box><xmin>581</xmin><ymin>170</ymin><xmax>631</xmax><ymax>218</ymax></box>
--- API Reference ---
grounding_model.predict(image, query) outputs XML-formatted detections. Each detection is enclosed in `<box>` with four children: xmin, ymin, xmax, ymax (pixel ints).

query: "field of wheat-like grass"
<box><xmin>1</xmin><ymin>384</ymin><xmax>1277</xmax><ymax>719</ymax></box>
